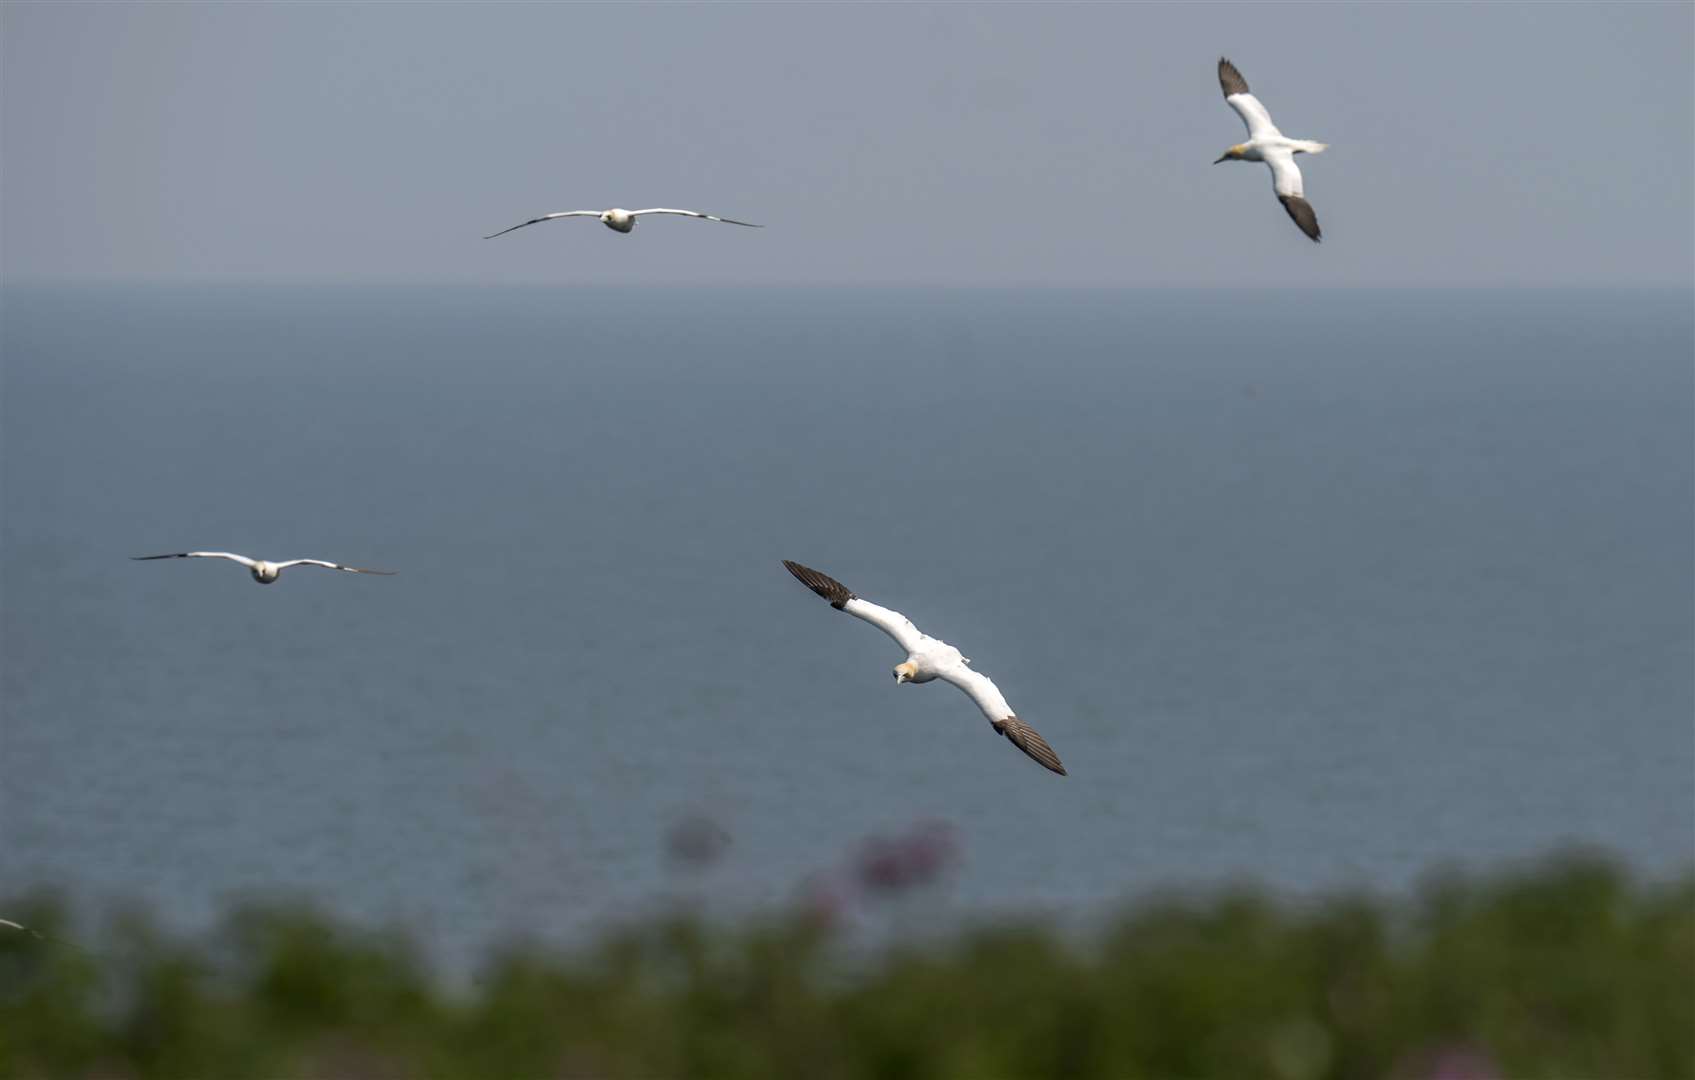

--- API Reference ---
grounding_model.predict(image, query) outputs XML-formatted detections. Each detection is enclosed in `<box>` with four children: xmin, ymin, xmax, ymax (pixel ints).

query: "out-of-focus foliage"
<box><xmin>1</xmin><ymin>852</ymin><xmax>1689</xmax><ymax>1079</ymax></box>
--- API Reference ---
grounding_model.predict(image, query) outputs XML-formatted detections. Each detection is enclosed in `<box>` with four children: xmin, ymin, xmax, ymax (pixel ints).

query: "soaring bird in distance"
<box><xmin>782</xmin><ymin>560</ymin><xmax>1067</xmax><ymax>775</ymax></box>
<box><xmin>131</xmin><ymin>552</ymin><xmax>395</xmax><ymax>585</ymax></box>
<box><xmin>0</xmin><ymin>918</ymin><xmax>45</xmax><ymax>941</ymax></box>
<box><xmin>484</xmin><ymin>207</ymin><xmax>761</xmax><ymax>239</ymax></box>
<box><xmin>1213</xmin><ymin>57</ymin><xmax>1329</xmax><ymax>242</ymax></box>
<box><xmin>0</xmin><ymin>917</ymin><xmax>85</xmax><ymax>953</ymax></box>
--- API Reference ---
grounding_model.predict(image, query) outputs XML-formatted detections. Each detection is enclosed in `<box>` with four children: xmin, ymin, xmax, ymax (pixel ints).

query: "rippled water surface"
<box><xmin>3</xmin><ymin>284</ymin><xmax>1690</xmax><ymax>966</ymax></box>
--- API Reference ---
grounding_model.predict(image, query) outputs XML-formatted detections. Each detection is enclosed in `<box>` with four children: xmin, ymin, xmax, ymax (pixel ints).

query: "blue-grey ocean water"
<box><xmin>2</xmin><ymin>285</ymin><xmax>1690</xmax><ymax>968</ymax></box>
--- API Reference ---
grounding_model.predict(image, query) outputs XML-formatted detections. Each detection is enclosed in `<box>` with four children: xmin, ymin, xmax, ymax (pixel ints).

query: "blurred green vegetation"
<box><xmin>2</xmin><ymin>851</ymin><xmax>1690</xmax><ymax>1079</ymax></box>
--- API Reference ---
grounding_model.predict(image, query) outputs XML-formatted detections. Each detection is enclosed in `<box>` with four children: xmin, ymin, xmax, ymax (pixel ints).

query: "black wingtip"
<box><xmin>1278</xmin><ymin>195</ymin><xmax>1322</xmax><ymax>243</ymax></box>
<box><xmin>782</xmin><ymin>560</ymin><xmax>855</xmax><ymax>609</ymax></box>
<box><xmin>993</xmin><ymin>716</ymin><xmax>1068</xmax><ymax>776</ymax></box>
<box><xmin>1218</xmin><ymin>57</ymin><xmax>1251</xmax><ymax>98</ymax></box>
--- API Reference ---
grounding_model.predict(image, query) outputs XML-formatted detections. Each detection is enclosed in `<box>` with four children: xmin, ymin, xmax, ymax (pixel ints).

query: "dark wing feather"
<box><xmin>0</xmin><ymin>918</ymin><xmax>87</xmax><ymax>952</ymax></box>
<box><xmin>483</xmin><ymin>214</ymin><xmax>573</xmax><ymax>240</ymax></box>
<box><xmin>992</xmin><ymin>716</ymin><xmax>1068</xmax><ymax>776</ymax></box>
<box><xmin>782</xmin><ymin>560</ymin><xmax>855</xmax><ymax>610</ymax></box>
<box><xmin>1218</xmin><ymin>57</ymin><xmax>1251</xmax><ymax>98</ymax></box>
<box><xmin>1278</xmin><ymin>195</ymin><xmax>1322</xmax><ymax>242</ymax></box>
<box><xmin>284</xmin><ymin>559</ymin><xmax>396</xmax><ymax>575</ymax></box>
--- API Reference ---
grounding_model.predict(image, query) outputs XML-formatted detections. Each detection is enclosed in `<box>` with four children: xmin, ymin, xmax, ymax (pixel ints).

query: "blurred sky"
<box><xmin>2</xmin><ymin>2</ymin><xmax>1691</xmax><ymax>288</ymax></box>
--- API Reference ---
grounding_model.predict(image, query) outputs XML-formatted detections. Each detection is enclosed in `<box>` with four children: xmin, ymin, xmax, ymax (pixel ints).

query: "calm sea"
<box><xmin>3</xmin><ymin>284</ymin><xmax>1690</xmax><ymax>968</ymax></box>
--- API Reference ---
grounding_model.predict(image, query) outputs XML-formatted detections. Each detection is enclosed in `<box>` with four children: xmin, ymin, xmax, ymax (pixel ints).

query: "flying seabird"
<box><xmin>1213</xmin><ymin>57</ymin><xmax>1328</xmax><ymax>242</ymax></box>
<box><xmin>0</xmin><ymin>918</ymin><xmax>45</xmax><ymax>941</ymax></box>
<box><xmin>782</xmin><ymin>560</ymin><xmax>1067</xmax><ymax>775</ymax></box>
<box><xmin>0</xmin><ymin>917</ymin><xmax>84</xmax><ymax>952</ymax></box>
<box><xmin>484</xmin><ymin>207</ymin><xmax>761</xmax><ymax>239</ymax></box>
<box><xmin>131</xmin><ymin>552</ymin><xmax>395</xmax><ymax>585</ymax></box>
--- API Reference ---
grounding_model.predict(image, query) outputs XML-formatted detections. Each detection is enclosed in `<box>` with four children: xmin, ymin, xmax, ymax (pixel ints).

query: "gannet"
<box><xmin>131</xmin><ymin>552</ymin><xmax>395</xmax><ymax>585</ymax></box>
<box><xmin>0</xmin><ymin>918</ymin><xmax>45</xmax><ymax>940</ymax></box>
<box><xmin>2</xmin><ymin>917</ymin><xmax>86</xmax><ymax>952</ymax></box>
<box><xmin>782</xmin><ymin>560</ymin><xmax>1067</xmax><ymax>775</ymax></box>
<box><xmin>484</xmin><ymin>207</ymin><xmax>761</xmax><ymax>239</ymax></box>
<box><xmin>1213</xmin><ymin>57</ymin><xmax>1328</xmax><ymax>242</ymax></box>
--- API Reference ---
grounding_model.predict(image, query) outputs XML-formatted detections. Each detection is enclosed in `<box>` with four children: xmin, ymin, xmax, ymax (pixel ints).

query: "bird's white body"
<box><xmin>783</xmin><ymin>561</ymin><xmax>1064</xmax><ymax>775</ymax></box>
<box><xmin>854</xmin><ymin>597</ymin><xmax>1011</xmax><ymax>716</ymax></box>
<box><xmin>853</xmin><ymin>598</ymin><xmax>963</xmax><ymax>682</ymax></box>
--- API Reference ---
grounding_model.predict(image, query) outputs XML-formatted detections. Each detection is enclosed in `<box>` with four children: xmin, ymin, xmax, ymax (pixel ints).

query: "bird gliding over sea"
<box><xmin>1213</xmin><ymin>57</ymin><xmax>1329</xmax><ymax>242</ymax></box>
<box><xmin>783</xmin><ymin>561</ymin><xmax>1067</xmax><ymax>775</ymax></box>
<box><xmin>483</xmin><ymin>206</ymin><xmax>762</xmax><ymax>239</ymax></box>
<box><xmin>131</xmin><ymin>552</ymin><xmax>396</xmax><ymax>585</ymax></box>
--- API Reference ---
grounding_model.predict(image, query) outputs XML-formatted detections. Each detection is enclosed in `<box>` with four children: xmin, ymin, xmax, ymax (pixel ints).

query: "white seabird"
<box><xmin>2</xmin><ymin>917</ymin><xmax>86</xmax><ymax>952</ymax></box>
<box><xmin>1213</xmin><ymin>57</ymin><xmax>1328</xmax><ymax>242</ymax></box>
<box><xmin>484</xmin><ymin>207</ymin><xmax>762</xmax><ymax>239</ymax></box>
<box><xmin>131</xmin><ymin>552</ymin><xmax>395</xmax><ymax>585</ymax></box>
<box><xmin>783</xmin><ymin>560</ymin><xmax>1067</xmax><ymax>775</ymax></box>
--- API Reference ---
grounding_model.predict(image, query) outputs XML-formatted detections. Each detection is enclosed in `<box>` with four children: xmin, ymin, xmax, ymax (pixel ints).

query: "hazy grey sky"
<box><xmin>3</xmin><ymin>2</ymin><xmax>1690</xmax><ymax>287</ymax></box>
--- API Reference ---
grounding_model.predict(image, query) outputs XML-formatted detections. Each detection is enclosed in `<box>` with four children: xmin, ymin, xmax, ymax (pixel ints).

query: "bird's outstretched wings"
<box><xmin>0</xmin><ymin>917</ymin><xmax>87</xmax><ymax>953</ymax></box>
<box><xmin>784</xmin><ymin>560</ymin><xmax>1066</xmax><ymax>775</ymax></box>
<box><xmin>0</xmin><ymin>918</ymin><xmax>44</xmax><ymax>941</ymax></box>
<box><xmin>937</xmin><ymin>664</ymin><xmax>1068</xmax><ymax>775</ymax></box>
<box><xmin>275</xmin><ymin>559</ymin><xmax>396</xmax><ymax>575</ymax></box>
<box><xmin>1218</xmin><ymin>57</ymin><xmax>1281</xmax><ymax>140</ymax></box>
<box><xmin>629</xmin><ymin>209</ymin><xmax>762</xmax><ymax>227</ymax></box>
<box><xmin>782</xmin><ymin>560</ymin><xmax>923</xmax><ymax>653</ymax></box>
<box><xmin>483</xmin><ymin>211</ymin><xmax>602</xmax><ymax>239</ymax></box>
<box><xmin>132</xmin><ymin>551</ymin><xmax>258</xmax><ymax>568</ymax></box>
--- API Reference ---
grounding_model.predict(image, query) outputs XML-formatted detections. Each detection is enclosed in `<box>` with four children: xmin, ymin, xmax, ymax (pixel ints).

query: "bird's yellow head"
<box><xmin>1214</xmin><ymin>144</ymin><xmax>1246</xmax><ymax>164</ymax></box>
<box><xmin>893</xmin><ymin>661</ymin><xmax>917</xmax><ymax>684</ymax></box>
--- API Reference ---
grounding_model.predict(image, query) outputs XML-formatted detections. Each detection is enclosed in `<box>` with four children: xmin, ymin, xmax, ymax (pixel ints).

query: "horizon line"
<box><xmin>5</xmin><ymin>276</ymin><xmax>1692</xmax><ymax>293</ymax></box>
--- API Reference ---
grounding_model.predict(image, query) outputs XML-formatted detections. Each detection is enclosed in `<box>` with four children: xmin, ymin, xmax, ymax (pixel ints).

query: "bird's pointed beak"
<box><xmin>1213</xmin><ymin>153</ymin><xmax>1229</xmax><ymax>164</ymax></box>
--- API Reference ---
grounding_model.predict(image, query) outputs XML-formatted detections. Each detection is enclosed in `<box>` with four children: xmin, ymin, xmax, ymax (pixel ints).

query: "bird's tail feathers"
<box><xmin>1293</xmin><ymin>140</ymin><xmax>1329</xmax><ymax>155</ymax></box>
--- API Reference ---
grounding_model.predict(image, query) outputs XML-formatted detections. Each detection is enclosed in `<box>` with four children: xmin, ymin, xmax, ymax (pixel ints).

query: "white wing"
<box><xmin>1</xmin><ymin>916</ymin><xmax>86</xmax><ymax>951</ymax></box>
<box><xmin>1264</xmin><ymin>149</ymin><xmax>1304</xmax><ymax>197</ymax></box>
<box><xmin>841</xmin><ymin>597</ymin><xmax>923</xmax><ymax>653</ymax></box>
<box><xmin>1264</xmin><ymin>149</ymin><xmax>1321</xmax><ymax>241</ymax></box>
<box><xmin>131</xmin><ymin>551</ymin><xmax>258</xmax><ymax>569</ymax></box>
<box><xmin>783</xmin><ymin>561</ymin><xmax>922</xmax><ymax>651</ymax></box>
<box><xmin>936</xmin><ymin>661</ymin><xmax>1014</xmax><ymax>721</ymax></box>
<box><xmin>628</xmin><ymin>208</ymin><xmax>762</xmax><ymax>227</ymax></box>
<box><xmin>274</xmin><ymin>559</ymin><xmax>396</xmax><ymax>575</ymax></box>
<box><xmin>483</xmin><ymin>211</ymin><xmax>602</xmax><ymax>239</ymax></box>
<box><xmin>0</xmin><ymin>918</ymin><xmax>46</xmax><ymax>944</ymax></box>
<box><xmin>1227</xmin><ymin>92</ymin><xmax>1282</xmax><ymax>140</ymax></box>
<box><xmin>1218</xmin><ymin>59</ymin><xmax>1282</xmax><ymax>140</ymax></box>
<box><xmin>935</xmin><ymin>661</ymin><xmax>1067</xmax><ymax>775</ymax></box>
